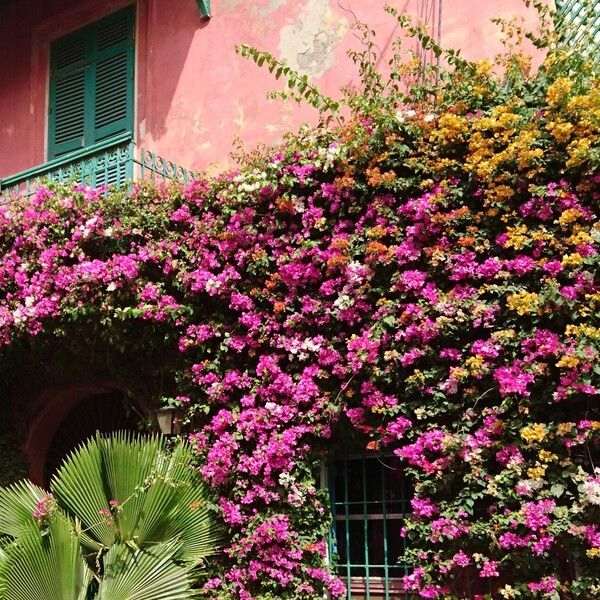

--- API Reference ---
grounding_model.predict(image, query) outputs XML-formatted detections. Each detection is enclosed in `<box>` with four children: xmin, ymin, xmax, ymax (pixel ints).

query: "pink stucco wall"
<box><xmin>0</xmin><ymin>0</ymin><xmax>545</xmax><ymax>179</ymax></box>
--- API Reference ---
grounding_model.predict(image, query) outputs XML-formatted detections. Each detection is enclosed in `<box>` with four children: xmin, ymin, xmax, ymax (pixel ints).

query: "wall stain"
<box><xmin>278</xmin><ymin>0</ymin><xmax>347</xmax><ymax>79</ymax></box>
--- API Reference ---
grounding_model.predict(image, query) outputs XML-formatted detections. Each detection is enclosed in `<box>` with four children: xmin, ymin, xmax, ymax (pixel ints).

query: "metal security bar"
<box><xmin>329</xmin><ymin>454</ymin><xmax>410</xmax><ymax>600</ymax></box>
<box><xmin>0</xmin><ymin>133</ymin><xmax>191</xmax><ymax>200</ymax></box>
<box><xmin>555</xmin><ymin>0</ymin><xmax>600</xmax><ymax>50</ymax></box>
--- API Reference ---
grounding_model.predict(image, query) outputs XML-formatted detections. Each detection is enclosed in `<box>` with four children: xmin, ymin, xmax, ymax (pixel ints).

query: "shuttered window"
<box><xmin>48</xmin><ymin>6</ymin><xmax>135</xmax><ymax>159</ymax></box>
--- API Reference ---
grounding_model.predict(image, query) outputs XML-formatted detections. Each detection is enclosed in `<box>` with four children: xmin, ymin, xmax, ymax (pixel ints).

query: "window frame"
<box><xmin>327</xmin><ymin>452</ymin><xmax>411</xmax><ymax>600</ymax></box>
<box><xmin>47</xmin><ymin>5</ymin><xmax>136</xmax><ymax>160</ymax></box>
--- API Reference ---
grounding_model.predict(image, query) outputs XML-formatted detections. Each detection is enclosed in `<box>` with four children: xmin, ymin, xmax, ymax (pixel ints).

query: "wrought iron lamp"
<box><xmin>156</xmin><ymin>406</ymin><xmax>184</xmax><ymax>436</ymax></box>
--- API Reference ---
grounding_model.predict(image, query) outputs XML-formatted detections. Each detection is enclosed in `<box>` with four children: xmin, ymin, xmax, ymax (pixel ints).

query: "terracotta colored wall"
<box><xmin>0</xmin><ymin>0</ymin><xmax>546</xmax><ymax>178</ymax></box>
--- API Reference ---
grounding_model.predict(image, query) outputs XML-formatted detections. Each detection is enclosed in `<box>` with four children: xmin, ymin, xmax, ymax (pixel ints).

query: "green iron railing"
<box><xmin>0</xmin><ymin>132</ymin><xmax>192</xmax><ymax>200</ymax></box>
<box><xmin>555</xmin><ymin>0</ymin><xmax>600</xmax><ymax>50</ymax></box>
<box><xmin>329</xmin><ymin>454</ymin><xmax>410</xmax><ymax>600</ymax></box>
<box><xmin>136</xmin><ymin>146</ymin><xmax>192</xmax><ymax>186</ymax></box>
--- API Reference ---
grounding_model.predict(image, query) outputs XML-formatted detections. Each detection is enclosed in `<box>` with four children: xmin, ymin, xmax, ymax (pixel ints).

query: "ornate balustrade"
<box><xmin>0</xmin><ymin>133</ymin><xmax>192</xmax><ymax>200</ymax></box>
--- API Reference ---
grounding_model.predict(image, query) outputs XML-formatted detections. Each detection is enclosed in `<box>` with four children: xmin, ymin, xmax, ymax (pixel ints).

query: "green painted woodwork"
<box><xmin>555</xmin><ymin>0</ymin><xmax>600</xmax><ymax>49</ymax></box>
<box><xmin>328</xmin><ymin>455</ymin><xmax>410</xmax><ymax>600</ymax></box>
<box><xmin>196</xmin><ymin>0</ymin><xmax>211</xmax><ymax>18</ymax></box>
<box><xmin>48</xmin><ymin>6</ymin><xmax>135</xmax><ymax>160</ymax></box>
<box><xmin>0</xmin><ymin>134</ymin><xmax>191</xmax><ymax>199</ymax></box>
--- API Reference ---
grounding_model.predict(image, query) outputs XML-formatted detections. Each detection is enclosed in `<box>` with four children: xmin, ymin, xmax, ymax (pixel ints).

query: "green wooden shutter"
<box><xmin>48</xmin><ymin>30</ymin><xmax>89</xmax><ymax>158</ymax></box>
<box><xmin>92</xmin><ymin>8</ymin><xmax>135</xmax><ymax>143</ymax></box>
<box><xmin>48</xmin><ymin>7</ymin><xmax>134</xmax><ymax>160</ymax></box>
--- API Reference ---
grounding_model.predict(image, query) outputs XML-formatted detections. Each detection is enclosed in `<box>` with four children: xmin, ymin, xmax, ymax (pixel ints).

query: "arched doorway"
<box><xmin>23</xmin><ymin>384</ymin><xmax>150</xmax><ymax>486</ymax></box>
<box><xmin>42</xmin><ymin>390</ymin><xmax>140</xmax><ymax>485</ymax></box>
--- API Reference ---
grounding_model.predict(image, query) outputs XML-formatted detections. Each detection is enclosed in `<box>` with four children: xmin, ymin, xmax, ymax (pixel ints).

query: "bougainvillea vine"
<box><xmin>0</xmin><ymin>15</ymin><xmax>599</xmax><ymax>600</ymax></box>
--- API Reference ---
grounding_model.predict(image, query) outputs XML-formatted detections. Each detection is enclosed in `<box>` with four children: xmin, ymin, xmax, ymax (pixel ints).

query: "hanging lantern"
<box><xmin>155</xmin><ymin>406</ymin><xmax>184</xmax><ymax>436</ymax></box>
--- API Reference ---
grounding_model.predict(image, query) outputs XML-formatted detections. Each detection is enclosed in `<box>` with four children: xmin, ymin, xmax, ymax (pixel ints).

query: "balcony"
<box><xmin>0</xmin><ymin>132</ymin><xmax>192</xmax><ymax>200</ymax></box>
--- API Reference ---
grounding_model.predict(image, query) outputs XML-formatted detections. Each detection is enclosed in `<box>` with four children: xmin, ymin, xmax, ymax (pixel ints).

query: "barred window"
<box><xmin>328</xmin><ymin>454</ymin><xmax>411</xmax><ymax>600</ymax></box>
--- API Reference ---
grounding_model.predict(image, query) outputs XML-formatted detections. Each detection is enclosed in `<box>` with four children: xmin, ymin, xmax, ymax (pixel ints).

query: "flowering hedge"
<box><xmin>1</xmin><ymin>12</ymin><xmax>600</xmax><ymax>600</ymax></box>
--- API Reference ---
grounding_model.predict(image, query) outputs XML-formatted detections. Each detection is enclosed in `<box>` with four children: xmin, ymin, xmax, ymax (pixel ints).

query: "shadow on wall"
<box><xmin>142</xmin><ymin>1</ymin><xmax>210</xmax><ymax>143</ymax></box>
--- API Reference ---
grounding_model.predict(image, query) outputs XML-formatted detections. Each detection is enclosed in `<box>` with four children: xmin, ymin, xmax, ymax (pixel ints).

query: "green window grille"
<box><xmin>555</xmin><ymin>0</ymin><xmax>600</xmax><ymax>49</ymax></box>
<box><xmin>329</xmin><ymin>454</ymin><xmax>411</xmax><ymax>600</ymax></box>
<box><xmin>48</xmin><ymin>6</ymin><xmax>135</xmax><ymax>162</ymax></box>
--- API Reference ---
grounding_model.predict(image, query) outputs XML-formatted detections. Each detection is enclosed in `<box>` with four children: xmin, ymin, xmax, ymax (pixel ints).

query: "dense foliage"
<box><xmin>0</xmin><ymin>429</ymin><xmax>28</xmax><ymax>487</ymax></box>
<box><xmin>0</xmin><ymin>4</ymin><xmax>599</xmax><ymax>599</ymax></box>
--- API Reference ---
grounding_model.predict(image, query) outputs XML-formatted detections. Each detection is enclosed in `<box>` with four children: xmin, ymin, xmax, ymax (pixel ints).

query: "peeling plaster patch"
<box><xmin>168</xmin><ymin>96</ymin><xmax>209</xmax><ymax>138</ymax></box>
<box><xmin>265</xmin><ymin>123</ymin><xmax>281</xmax><ymax>133</ymax></box>
<box><xmin>278</xmin><ymin>0</ymin><xmax>347</xmax><ymax>79</ymax></box>
<box><xmin>192</xmin><ymin>109</ymin><xmax>207</xmax><ymax>136</ymax></box>
<box><xmin>259</xmin><ymin>0</ymin><xmax>289</xmax><ymax>17</ymax></box>
<box><xmin>218</xmin><ymin>0</ymin><xmax>244</xmax><ymax>12</ymax></box>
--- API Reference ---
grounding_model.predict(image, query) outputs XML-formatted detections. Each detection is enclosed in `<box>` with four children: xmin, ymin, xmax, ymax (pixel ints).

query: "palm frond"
<box><xmin>0</xmin><ymin>480</ymin><xmax>47</xmax><ymax>539</ymax></box>
<box><xmin>0</xmin><ymin>513</ymin><xmax>92</xmax><ymax>600</ymax></box>
<box><xmin>133</xmin><ymin>443</ymin><xmax>224</xmax><ymax>563</ymax></box>
<box><xmin>96</xmin><ymin>541</ymin><xmax>197</xmax><ymax>600</ymax></box>
<box><xmin>51</xmin><ymin>432</ymin><xmax>163</xmax><ymax>549</ymax></box>
<box><xmin>52</xmin><ymin>433</ymin><xmax>223</xmax><ymax>561</ymax></box>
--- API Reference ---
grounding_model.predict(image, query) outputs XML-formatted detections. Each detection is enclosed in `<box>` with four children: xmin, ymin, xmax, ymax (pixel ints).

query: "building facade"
<box><xmin>0</xmin><ymin>1</ymin><xmax>561</xmax><ymax>598</ymax></box>
<box><xmin>0</xmin><ymin>0</ymin><xmax>543</xmax><ymax>182</ymax></box>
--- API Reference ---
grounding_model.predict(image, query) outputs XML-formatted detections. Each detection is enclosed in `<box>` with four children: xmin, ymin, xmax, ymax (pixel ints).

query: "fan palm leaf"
<box><xmin>51</xmin><ymin>433</ymin><xmax>222</xmax><ymax>561</ymax></box>
<box><xmin>0</xmin><ymin>513</ymin><xmax>92</xmax><ymax>600</ymax></box>
<box><xmin>0</xmin><ymin>434</ymin><xmax>222</xmax><ymax>599</ymax></box>
<box><xmin>0</xmin><ymin>480</ymin><xmax>47</xmax><ymax>540</ymax></box>
<box><xmin>96</xmin><ymin>541</ymin><xmax>198</xmax><ymax>600</ymax></box>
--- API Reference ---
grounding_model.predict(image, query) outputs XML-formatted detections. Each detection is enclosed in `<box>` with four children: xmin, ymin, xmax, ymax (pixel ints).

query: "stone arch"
<box><xmin>23</xmin><ymin>382</ymin><xmax>152</xmax><ymax>485</ymax></box>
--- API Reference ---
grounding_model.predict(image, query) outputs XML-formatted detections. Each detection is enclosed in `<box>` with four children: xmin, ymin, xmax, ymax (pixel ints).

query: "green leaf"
<box><xmin>96</xmin><ymin>541</ymin><xmax>196</xmax><ymax>600</ymax></box>
<box><xmin>0</xmin><ymin>513</ymin><xmax>91</xmax><ymax>600</ymax></box>
<box><xmin>0</xmin><ymin>480</ymin><xmax>47</xmax><ymax>540</ymax></box>
<box><xmin>51</xmin><ymin>433</ymin><xmax>223</xmax><ymax>562</ymax></box>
